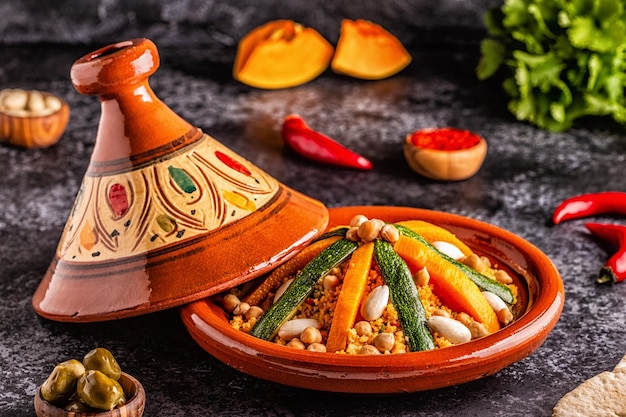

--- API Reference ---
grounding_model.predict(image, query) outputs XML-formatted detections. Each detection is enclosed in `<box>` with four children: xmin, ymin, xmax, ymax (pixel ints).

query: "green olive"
<box><xmin>63</xmin><ymin>397</ymin><xmax>92</xmax><ymax>412</ymax></box>
<box><xmin>40</xmin><ymin>359</ymin><xmax>85</xmax><ymax>406</ymax></box>
<box><xmin>77</xmin><ymin>370</ymin><xmax>126</xmax><ymax>411</ymax></box>
<box><xmin>83</xmin><ymin>347</ymin><xmax>121</xmax><ymax>381</ymax></box>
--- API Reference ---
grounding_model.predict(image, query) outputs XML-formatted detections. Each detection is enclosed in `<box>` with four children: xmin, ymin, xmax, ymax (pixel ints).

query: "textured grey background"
<box><xmin>0</xmin><ymin>0</ymin><xmax>500</xmax><ymax>46</ymax></box>
<box><xmin>2</xmin><ymin>1</ymin><xmax>626</xmax><ymax>417</ymax></box>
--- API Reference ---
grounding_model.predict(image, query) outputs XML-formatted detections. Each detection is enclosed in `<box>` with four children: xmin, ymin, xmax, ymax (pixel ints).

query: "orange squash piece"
<box><xmin>393</xmin><ymin>235</ymin><xmax>500</xmax><ymax>334</ymax></box>
<box><xmin>326</xmin><ymin>242</ymin><xmax>374</xmax><ymax>353</ymax></box>
<box><xmin>233</xmin><ymin>20</ymin><xmax>334</xmax><ymax>89</ymax></box>
<box><xmin>395</xmin><ymin>220</ymin><xmax>474</xmax><ymax>257</ymax></box>
<box><xmin>331</xmin><ymin>19</ymin><xmax>412</xmax><ymax>80</ymax></box>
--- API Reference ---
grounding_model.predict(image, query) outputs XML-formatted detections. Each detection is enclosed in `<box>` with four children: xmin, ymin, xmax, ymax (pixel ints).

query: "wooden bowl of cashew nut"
<box><xmin>0</xmin><ymin>88</ymin><xmax>70</xmax><ymax>148</ymax></box>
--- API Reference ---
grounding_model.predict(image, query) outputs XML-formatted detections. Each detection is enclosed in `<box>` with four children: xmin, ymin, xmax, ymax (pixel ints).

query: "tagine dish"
<box><xmin>181</xmin><ymin>206</ymin><xmax>564</xmax><ymax>394</ymax></box>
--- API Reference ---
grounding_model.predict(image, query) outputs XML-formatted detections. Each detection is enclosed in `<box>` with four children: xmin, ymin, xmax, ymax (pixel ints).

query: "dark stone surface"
<box><xmin>1</xmin><ymin>0</ymin><xmax>500</xmax><ymax>47</ymax></box>
<box><xmin>1</xmin><ymin>2</ymin><xmax>626</xmax><ymax>416</ymax></box>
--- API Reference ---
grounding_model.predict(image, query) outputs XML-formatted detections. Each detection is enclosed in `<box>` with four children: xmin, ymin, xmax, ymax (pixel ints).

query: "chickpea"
<box><xmin>232</xmin><ymin>302</ymin><xmax>250</xmax><ymax>316</ymax></box>
<box><xmin>323</xmin><ymin>274</ymin><xmax>340</xmax><ymax>290</ymax></box>
<box><xmin>358</xmin><ymin>219</ymin><xmax>384</xmax><ymax>242</ymax></box>
<box><xmin>380</xmin><ymin>224</ymin><xmax>399</xmax><ymax>243</ymax></box>
<box><xmin>457</xmin><ymin>313</ymin><xmax>489</xmax><ymax>339</ymax></box>
<box><xmin>497</xmin><ymin>308</ymin><xmax>514</xmax><ymax>325</ymax></box>
<box><xmin>307</xmin><ymin>343</ymin><xmax>327</xmax><ymax>353</ymax></box>
<box><xmin>374</xmin><ymin>333</ymin><xmax>395</xmax><ymax>352</ymax></box>
<box><xmin>300</xmin><ymin>326</ymin><xmax>322</xmax><ymax>345</ymax></box>
<box><xmin>244</xmin><ymin>306</ymin><xmax>264</xmax><ymax>320</ymax></box>
<box><xmin>358</xmin><ymin>345</ymin><xmax>381</xmax><ymax>355</ymax></box>
<box><xmin>349</xmin><ymin>214</ymin><xmax>368</xmax><ymax>228</ymax></box>
<box><xmin>415</xmin><ymin>267</ymin><xmax>430</xmax><ymax>287</ymax></box>
<box><xmin>286</xmin><ymin>338</ymin><xmax>305</xmax><ymax>350</ymax></box>
<box><xmin>461</xmin><ymin>254</ymin><xmax>488</xmax><ymax>273</ymax></box>
<box><xmin>222</xmin><ymin>294</ymin><xmax>240</xmax><ymax>313</ymax></box>
<box><xmin>346</xmin><ymin>226</ymin><xmax>360</xmax><ymax>242</ymax></box>
<box><xmin>495</xmin><ymin>269</ymin><xmax>514</xmax><ymax>284</ymax></box>
<box><xmin>432</xmin><ymin>308</ymin><xmax>450</xmax><ymax>318</ymax></box>
<box><xmin>354</xmin><ymin>321</ymin><xmax>372</xmax><ymax>336</ymax></box>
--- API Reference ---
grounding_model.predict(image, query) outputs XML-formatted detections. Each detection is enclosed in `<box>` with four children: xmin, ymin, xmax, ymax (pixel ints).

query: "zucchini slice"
<box><xmin>250</xmin><ymin>238</ymin><xmax>359</xmax><ymax>340</ymax></box>
<box><xmin>395</xmin><ymin>224</ymin><xmax>514</xmax><ymax>304</ymax></box>
<box><xmin>374</xmin><ymin>239</ymin><xmax>435</xmax><ymax>352</ymax></box>
<box><xmin>312</xmin><ymin>227</ymin><xmax>348</xmax><ymax>243</ymax></box>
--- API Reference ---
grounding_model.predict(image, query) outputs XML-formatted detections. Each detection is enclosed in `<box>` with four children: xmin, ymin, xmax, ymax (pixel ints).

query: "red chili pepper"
<box><xmin>585</xmin><ymin>222</ymin><xmax>626</xmax><ymax>284</ymax></box>
<box><xmin>552</xmin><ymin>192</ymin><xmax>626</xmax><ymax>224</ymax></box>
<box><xmin>281</xmin><ymin>114</ymin><xmax>373</xmax><ymax>170</ymax></box>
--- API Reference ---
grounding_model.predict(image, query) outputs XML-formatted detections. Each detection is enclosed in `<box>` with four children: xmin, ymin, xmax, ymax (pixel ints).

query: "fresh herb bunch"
<box><xmin>477</xmin><ymin>0</ymin><xmax>626</xmax><ymax>131</ymax></box>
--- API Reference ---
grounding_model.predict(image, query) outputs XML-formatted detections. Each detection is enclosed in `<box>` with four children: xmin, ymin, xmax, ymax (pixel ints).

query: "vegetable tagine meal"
<box><xmin>220</xmin><ymin>215</ymin><xmax>519</xmax><ymax>354</ymax></box>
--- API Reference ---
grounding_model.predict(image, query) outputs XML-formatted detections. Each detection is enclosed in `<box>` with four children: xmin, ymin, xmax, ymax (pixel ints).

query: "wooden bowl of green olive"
<box><xmin>34</xmin><ymin>348</ymin><xmax>145</xmax><ymax>417</ymax></box>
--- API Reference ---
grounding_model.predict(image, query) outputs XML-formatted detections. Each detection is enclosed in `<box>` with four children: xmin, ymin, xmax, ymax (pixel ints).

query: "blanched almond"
<box><xmin>432</xmin><ymin>241</ymin><xmax>465</xmax><ymax>260</ymax></box>
<box><xmin>278</xmin><ymin>318</ymin><xmax>321</xmax><ymax>340</ymax></box>
<box><xmin>273</xmin><ymin>278</ymin><xmax>294</xmax><ymax>303</ymax></box>
<box><xmin>360</xmin><ymin>285</ymin><xmax>389</xmax><ymax>321</ymax></box>
<box><xmin>427</xmin><ymin>315</ymin><xmax>472</xmax><ymax>344</ymax></box>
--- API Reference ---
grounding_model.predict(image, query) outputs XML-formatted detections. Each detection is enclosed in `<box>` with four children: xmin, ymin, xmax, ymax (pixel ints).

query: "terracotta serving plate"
<box><xmin>180</xmin><ymin>206</ymin><xmax>564</xmax><ymax>394</ymax></box>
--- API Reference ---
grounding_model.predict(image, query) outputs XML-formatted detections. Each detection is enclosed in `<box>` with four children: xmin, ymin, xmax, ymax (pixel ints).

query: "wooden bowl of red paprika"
<box><xmin>403</xmin><ymin>128</ymin><xmax>487</xmax><ymax>181</ymax></box>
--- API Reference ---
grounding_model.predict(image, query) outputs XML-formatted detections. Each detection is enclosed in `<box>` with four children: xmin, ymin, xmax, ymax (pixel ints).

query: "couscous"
<box><xmin>222</xmin><ymin>215</ymin><xmax>519</xmax><ymax>354</ymax></box>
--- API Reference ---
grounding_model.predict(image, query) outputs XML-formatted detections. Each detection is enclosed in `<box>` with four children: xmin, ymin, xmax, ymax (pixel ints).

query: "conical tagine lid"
<box><xmin>32</xmin><ymin>38</ymin><xmax>328</xmax><ymax>322</ymax></box>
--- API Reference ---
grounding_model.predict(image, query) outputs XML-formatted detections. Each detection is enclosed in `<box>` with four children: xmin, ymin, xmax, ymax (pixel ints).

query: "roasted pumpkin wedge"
<box><xmin>233</xmin><ymin>20</ymin><xmax>334</xmax><ymax>89</ymax></box>
<box><xmin>331</xmin><ymin>19</ymin><xmax>412</xmax><ymax>80</ymax></box>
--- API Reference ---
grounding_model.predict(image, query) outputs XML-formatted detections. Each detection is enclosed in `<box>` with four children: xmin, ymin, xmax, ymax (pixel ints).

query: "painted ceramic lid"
<box><xmin>32</xmin><ymin>39</ymin><xmax>328</xmax><ymax>322</ymax></box>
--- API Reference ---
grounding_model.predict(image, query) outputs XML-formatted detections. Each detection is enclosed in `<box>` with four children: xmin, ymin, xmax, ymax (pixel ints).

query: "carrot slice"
<box><xmin>393</xmin><ymin>235</ymin><xmax>500</xmax><ymax>334</ymax></box>
<box><xmin>326</xmin><ymin>242</ymin><xmax>374</xmax><ymax>353</ymax></box>
<box><xmin>243</xmin><ymin>235</ymin><xmax>341</xmax><ymax>306</ymax></box>
<box><xmin>396</xmin><ymin>220</ymin><xmax>473</xmax><ymax>256</ymax></box>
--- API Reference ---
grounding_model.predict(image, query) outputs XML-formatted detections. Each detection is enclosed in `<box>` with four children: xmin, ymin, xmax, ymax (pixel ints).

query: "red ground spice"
<box><xmin>410</xmin><ymin>128</ymin><xmax>481</xmax><ymax>151</ymax></box>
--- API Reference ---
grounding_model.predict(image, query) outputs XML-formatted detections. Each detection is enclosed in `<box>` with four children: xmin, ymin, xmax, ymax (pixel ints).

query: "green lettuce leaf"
<box><xmin>477</xmin><ymin>0</ymin><xmax>626</xmax><ymax>131</ymax></box>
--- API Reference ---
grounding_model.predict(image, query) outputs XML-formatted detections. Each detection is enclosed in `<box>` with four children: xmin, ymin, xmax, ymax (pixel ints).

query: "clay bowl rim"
<box><xmin>34</xmin><ymin>371</ymin><xmax>145</xmax><ymax>417</ymax></box>
<box><xmin>181</xmin><ymin>205</ymin><xmax>564</xmax><ymax>394</ymax></box>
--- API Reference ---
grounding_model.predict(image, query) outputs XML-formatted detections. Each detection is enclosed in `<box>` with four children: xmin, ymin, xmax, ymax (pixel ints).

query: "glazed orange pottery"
<box><xmin>32</xmin><ymin>39</ymin><xmax>328</xmax><ymax>322</ymax></box>
<box><xmin>181</xmin><ymin>206</ymin><xmax>564</xmax><ymax>394</ymax></box>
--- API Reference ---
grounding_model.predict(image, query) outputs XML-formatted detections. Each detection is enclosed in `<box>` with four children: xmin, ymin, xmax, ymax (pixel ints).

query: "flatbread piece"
<box><xmin>552</xmin><ymin>354</ymin><xmax>626</xmax><ymax>417</ymax></box>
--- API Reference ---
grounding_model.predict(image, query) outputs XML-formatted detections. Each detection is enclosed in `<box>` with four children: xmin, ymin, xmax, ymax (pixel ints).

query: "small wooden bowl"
<box><xmin>403</xmin><ymin>128</ymin><xmax>487</xmax><ymax>181</ymax></box>
<box><xmin>34</xmin><ymin>372</ymin><xmax>145</xmax><ymax>417</ymax></box>
<box><xmin>181</xmin><ymin>206</ymin><xmax>564</xmax><ymax>394</ymax></box>
<box><xmin>0</xmin><ymin>89</ymin><xmax>70</xmax><ymax>148</ymax></box>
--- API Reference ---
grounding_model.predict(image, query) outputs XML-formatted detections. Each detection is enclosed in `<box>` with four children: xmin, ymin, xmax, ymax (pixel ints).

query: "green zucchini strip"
<box><xmin>395</xmin><ymin>224</ymin><xmax>514</xmax><ymax>304</ymax></box>
<box><xmin>250</xmin><ymin>238</ymin><xmax>359</xmax><ymax>341</ymax></box>
<box><xmin>374</xmin><ymin>239</ymin><xmax>435</xmax><ymax>352</ymax></box>
<box><xmin>312</xmin><ymin>227</ymin><xmax>348</xmax><ymax>243</ymax></box>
